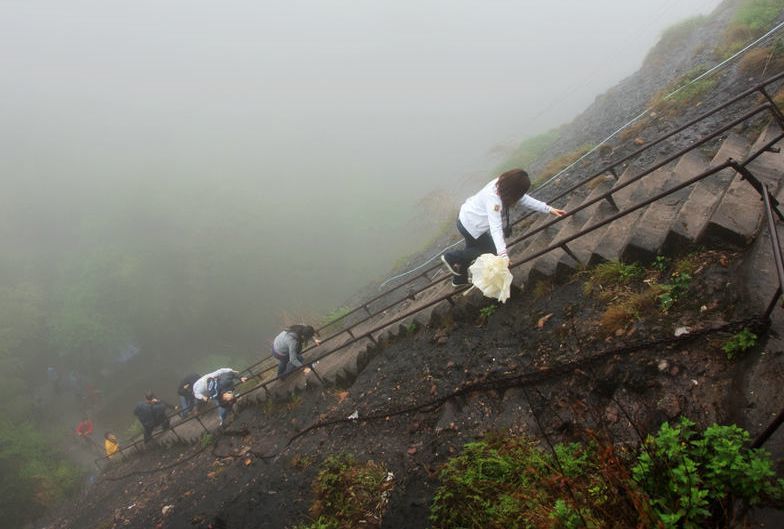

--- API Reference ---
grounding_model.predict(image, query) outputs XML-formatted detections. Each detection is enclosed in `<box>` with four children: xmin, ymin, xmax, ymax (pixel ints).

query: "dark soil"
<box><xmin>37</xmin><ymin>248</ymin><xmax>780</xmax><ymax>529</ymax></box>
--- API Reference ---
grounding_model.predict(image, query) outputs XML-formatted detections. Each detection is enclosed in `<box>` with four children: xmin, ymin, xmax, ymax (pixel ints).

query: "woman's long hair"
<box><xmin>496</xmin><ymin>169</ymin><xmax>531</xmax><ymax>209</ymax></box>
<box><xmin>496</xmin><ymin>169</ymin><xmax>531</xmax><ymax>236</ymax></box>
<box><xmin>286</xmin><ymin>324</ymin><xmax>316</xmax><ymax>345</ymax></box>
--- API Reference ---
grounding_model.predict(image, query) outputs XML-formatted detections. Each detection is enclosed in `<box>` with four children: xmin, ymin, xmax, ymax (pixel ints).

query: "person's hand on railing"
<box><xmin>549</xmin><ymin>208</ymin><xmax>567</xmax><ymax>217</ymax></box>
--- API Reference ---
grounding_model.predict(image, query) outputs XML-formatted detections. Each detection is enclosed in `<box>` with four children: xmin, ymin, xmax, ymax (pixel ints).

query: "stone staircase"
<box><xmin>140</xmin><ymin>121</ymin><xmax>784</xmax><ymax>449</ymax></box>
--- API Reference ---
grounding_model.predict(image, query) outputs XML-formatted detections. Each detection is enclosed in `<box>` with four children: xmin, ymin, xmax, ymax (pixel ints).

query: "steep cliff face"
<box><xmin>525</xmin><ymin>0</ymin><xmax>777</xmax><ymax>198</ymax></box>
<box><xmin>35</xmin><ymin>2</ymin><xmax>784</xmax><ymax>529</ymax></box>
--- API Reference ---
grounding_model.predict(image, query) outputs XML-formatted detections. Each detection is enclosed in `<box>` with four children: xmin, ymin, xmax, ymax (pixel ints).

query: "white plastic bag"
<box><xmin>467</xmin><ymin>254</ymin><xmax>513</xmax><ymax>303</ymax></box>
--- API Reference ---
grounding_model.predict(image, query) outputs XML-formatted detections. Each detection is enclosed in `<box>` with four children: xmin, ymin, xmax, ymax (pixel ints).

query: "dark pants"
<box><xmin>273</xmin><ymin>350</ymin><xmax>304</xmax><ymax>377</ymax></box>
<box><xmin>444</xmin><ymin>219</ymin><xmax>498</xmax><ymax>282</ymax></box>
<box><xmin>142</xmin><ymin>418</ymin><xmax>170</xmax><ymax>443</ymax></box>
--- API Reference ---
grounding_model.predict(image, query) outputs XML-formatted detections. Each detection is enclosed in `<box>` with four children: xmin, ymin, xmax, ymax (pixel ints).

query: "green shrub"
<box><xmin>632</xmin><ymin>417</ymin><xmax>784</xmax><ymax>529</ymax></box>
<box><xmin>498</xmin><ymin>129</ymin><xmax>560</xmax><ymax>173</ymax></box>
<box><xmin>721</xmin><ymin>0</ymin><xmax>784</xmax><ymax>56</ymax></box>
<box><xmin>657</xmin><ymin>271</ymin><xmax>691</xmax><ymax>311</ymax></box>
<box><xmin>722</xmin><ymin>328</ymin><xmax>758</xmax><ymax>359</ymax></box>
<box><xmin>430</xmin><ymin>434</ymin><xmax>650</xmax><ymax>529</ymax></box>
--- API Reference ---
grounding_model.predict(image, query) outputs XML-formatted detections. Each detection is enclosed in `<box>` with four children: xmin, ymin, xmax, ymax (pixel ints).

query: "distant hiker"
<box><xmin>75</xmin><ymin>416</ymin><xmax>95</xmax><ymax>448</ymax></box>
<box><xmin>133</xmin><ymin>392</ymin><xmax>172</xmax><ymax>443</ymax></box>
<box><xmin>192</xmin><ymin>368</ymin><xmax>248</xmax><ymax>426</ymax></box>
<box><xmin>177</xmin><ymin>373</ymin><xmax>201</xmax><ymax>418</ymax></box>
<box><xmin>272</xmin><ymin>324</ymin><xmax>321</xmax><ymax>376</ymax></box>
<box><xmin>104</xmin><ymin>432</ymin><xmax>119</xmax><ymax>458</ymax></box>
<box><xmin>441</xmin><ymin>168</ymin><xmax>566</xmax><ymax>287</ymax></box>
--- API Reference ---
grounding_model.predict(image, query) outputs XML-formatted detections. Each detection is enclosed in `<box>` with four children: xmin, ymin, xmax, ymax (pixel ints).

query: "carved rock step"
<box><xmin>663</xmin><ymin>132</ymin><xmax>752</xmax><ymax>254</ymax></box>
<box><xmin>702</xmin><ymin>125</ymin><xmax>784</xmax><ymax>247</ymax></box>
<box><xmin>622</xmin><ymin>150</ymin><xmax>710</xmax><ymax>263</ymax></box>
<box><xmin>529</xmin><ymin>177</ymin><xmax>615</xmax><ymax>283</ymax></box>
<box><xmin>555</xmin><ymin>165</ymin><xmax>636</xmax><ymax>271</ymax></box>
<box><xmin>590</xmin><ymin>162</ymin><xmax>675</xmax><ymax>266</ymax></box>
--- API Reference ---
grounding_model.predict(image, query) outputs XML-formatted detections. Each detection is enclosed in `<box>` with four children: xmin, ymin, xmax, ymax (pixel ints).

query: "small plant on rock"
<box><xmin>722</xmin><ymin>327</ymin><xmax>758</xmax><ymax>359</ymax></box>
<box><xmin>583</xmin><ymin>260</ymin><xmax>644</xmax><ymax>297</ymax></box>
<box><xmin>657</xmin><ymin>271</ymin><xmax>691</xmax><ymax>311</ymax></box>
<box><xmin>478</xmin><ymin>304</ymin><xmax>498</xmax><ymax>324</ymax></box>
<box><xmin>632</xmin><ymin>417</ymin><xmax>784</xmax><ymax>529</ymax></box>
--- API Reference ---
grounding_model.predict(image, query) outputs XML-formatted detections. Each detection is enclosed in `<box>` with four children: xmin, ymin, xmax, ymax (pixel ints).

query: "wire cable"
<box><xmin>378</xmin><ymin>19</ymin><xmax>784</xmax><ymax>290</ymax></box>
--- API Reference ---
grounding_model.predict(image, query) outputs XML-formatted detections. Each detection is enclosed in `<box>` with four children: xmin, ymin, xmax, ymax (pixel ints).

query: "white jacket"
<box><xmin>458</xmin><ymin>178</ymin><xmax>551</xmax><ymax>256</ymax></box>
<box><xmin>192</xmin><ymin>368</ymin><xmax>237</xmax><ymax>401</ymax></box>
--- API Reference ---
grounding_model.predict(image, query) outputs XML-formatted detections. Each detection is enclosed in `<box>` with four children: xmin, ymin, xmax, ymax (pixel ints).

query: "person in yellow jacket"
<box><xmin>104</xmin><ymin>432</ymin><xmax>119</xmax><ymax>458</ymax></box>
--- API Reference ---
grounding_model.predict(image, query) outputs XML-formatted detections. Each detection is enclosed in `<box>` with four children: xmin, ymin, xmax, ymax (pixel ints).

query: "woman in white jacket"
<box><xmin>441</xmin><ymin>169</ymin><xmax>566</xmax><ymax>286</ymax></box>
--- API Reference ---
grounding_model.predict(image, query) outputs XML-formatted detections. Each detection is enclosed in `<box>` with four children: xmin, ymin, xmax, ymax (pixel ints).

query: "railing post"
<box><xmin>732</xmin><ymin>160</ymin><xmax>784</xmax><ymax>221</ymax></box>
<box><xmin>604</xmin><ymin>192</ymin><xmax>619</xmax><ymax>211</ymax></box>
<box><xmin>195</xmin><ymin>415</ymin><xmax>209</xmax><ymax>433</ymax></box>
<box><xmin>308</xmin><ymin>364</ymin><xmax>325</xmax><ymax>385</ymax></box>
<box><xmin>759</xmin><ymin>86</ymin><xmax>784</xmax><ymax>126</ymax></box>
<box><xmin>560</xmin><ymin>242</ymin><xmax>581</xmax><ymax>264</ymax></box>
<box><xmin>346</xmin><ymin>327</ymin><xmax>355</xmax><ymax>340</ymax></box>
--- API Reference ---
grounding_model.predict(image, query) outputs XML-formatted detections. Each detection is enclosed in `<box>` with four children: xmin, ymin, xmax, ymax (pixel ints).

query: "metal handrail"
<box><xmin>95</xmin><ymin>71</ymin><xmax>784</xmax><ymax>467</ymax></box>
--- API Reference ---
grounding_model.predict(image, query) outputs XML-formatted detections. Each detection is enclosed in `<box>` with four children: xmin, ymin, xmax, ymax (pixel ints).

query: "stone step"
<box><xmin>589</xmin><ymin>162</ymin><xmax>675</xmax><ymax>266</ymax></box>
<box><xmin>662</xmin><ymin>132</ymin><xmax>752</xmax><ymax>254</ymax></box>
<box><xmin>622</xmin><ymin>149</ymin><xmax>710</xmax><ymax>263</ymax></box>
<box><xmin>529</xmin><ymin>176</ymin><xmax>615</xmax><ymax>283</ymax></box>
<box><xmin>702</xmin><ymin>124</ymin><xmax>784</xmax><ymax>247</ymax></box>
<box><xmin>553</xmin><ymin>166</ymin><xmax>636</xmax><ymax>272</ymax></box>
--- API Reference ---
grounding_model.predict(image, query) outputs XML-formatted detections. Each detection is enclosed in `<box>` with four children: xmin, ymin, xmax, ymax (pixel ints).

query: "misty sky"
<box><xmin>1</xmin><ymin>0</ymin><xmax>722</xmax><ymax>348</ymax></box>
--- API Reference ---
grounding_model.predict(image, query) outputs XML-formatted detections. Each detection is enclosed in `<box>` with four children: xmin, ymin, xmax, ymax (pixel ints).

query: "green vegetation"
<box><xmin>581</xmin><ymin>256</ymin><xmax>704</xmax><ymax>334</ymax></box>
<box><xmin>657</xmin><ymin>272</ymin><xmax>692</xmax><ymax>312</ymax></box>
<box><xmin>429</xmin><ymin>433</ymin><xmax>653</xmax><ymax>529</ymax></box>
<box><xmin>0</xmin><ymin>422</ymin><xmax>83</xmax><ymax>527</ymax></box>
<box><xmin>497</xmin><ymin>129</ymin><xmax>560</xmax><ymax>174</ymax></box>
<box><xmin>721</xmin><ymin>0</ymin><xmax>784</xmax><ymax>56</ymax></box>
<box><xmin>478</xmin><ymin>304</ymin><xmax>498</xmax><ymax>324</ymax></box>
<box><xmin>651</xmin><ymin>67</ymin><xmax>717</xmax><ymax>117</ymax></box>
<box><xmin>582</xmin><ymin>260</ymin><xmax>644</xmax><ymax>296</ymax></box>
<box><xmin>296</xmin><ymin>454</ymin><xmax>392</xmax><ymax>529</ymax></box>
<box><xmin>633</xmin><ymin>417</ymin><xmax>784</xmax><ymax>528</ymax></box>
<box><xmin>722</xmin><ymin>328</ymin><xmax>758</xmax><ymax>359</ymax></box>
<box><xmin>199</xmin><ymin>432</ymin><xmax>214</xmax><ymax>448</ymax></box>
<box><xmin>321</xmin><ymin>306</ymin><xmax>353</xmax><ymax>330</ymax></box>
<box><xmin>430</xmin><ymin>423</ymin><xmax>784</xmax><ymax>529</ymax></box>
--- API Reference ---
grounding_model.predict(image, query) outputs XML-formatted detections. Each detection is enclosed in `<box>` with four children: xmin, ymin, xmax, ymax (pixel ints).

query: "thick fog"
<box><xmin>0</xmin><ymin>0</ymin><xmax>721</xmax><ymax>385</ymax></box>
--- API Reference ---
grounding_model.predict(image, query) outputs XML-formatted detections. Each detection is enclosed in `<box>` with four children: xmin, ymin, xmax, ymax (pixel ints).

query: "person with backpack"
<box><xmin>192</xmin><ymin>368</ymin><xmax>248</xmax><ymax>426</ymax></box>
<box><xmin>272</xmin><ymin>324</ymin><xmax>321</xmax><ymax>377</ymax></box>
<box><xmin>441</xmin><ymin>168</ymin><xmax>566</xmax><ymax>287</ymax></box>
<box><xmin>133</xmin><ymin>392</ymin><xmax>172</xmax><ymax>443</ymax></box>
<box><xmin>176</xmin><ymin>373</ymin><xmax>201</xmax><ymax>418</ymax></box>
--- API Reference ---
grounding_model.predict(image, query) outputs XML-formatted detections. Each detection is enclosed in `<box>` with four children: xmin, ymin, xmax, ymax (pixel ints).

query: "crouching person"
<box><xmin>104</xmin><ymin>432</ymin><xmax>120</xmax><ymax>458</ymax></box>
<box><xmin>133</xmin><ymin>392</ymin><xmax>172</xmax><ymax>443</ymax></box>
<box><xmin>272</xmin><ymin>325</ymin><xmax>321</xmax><ymax>377</ymax></box>
<box><xmin>192</xmin><ymin>368</ymin><xmax>248</xmax><ymax>427</ymax></box>
<box><xmin>177</xmin><ymin>373</ymin><xmax>201</xmax><ymax>418</ymax></box>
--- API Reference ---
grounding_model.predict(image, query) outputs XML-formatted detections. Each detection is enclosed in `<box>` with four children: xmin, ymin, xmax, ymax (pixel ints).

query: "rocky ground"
<box><xmin>32</xmin><ymin>1</ymin><xmax>784</xmax><ymax>527</ymax></box>
<box><xmin>35</xmin><ymin>246</ymin><xmax>784</xmax><ymax>529</ymax></box>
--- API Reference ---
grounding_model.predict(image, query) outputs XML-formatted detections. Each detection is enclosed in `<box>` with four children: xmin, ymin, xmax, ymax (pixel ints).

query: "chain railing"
<box><xmin>95</xmin><ymin>71</ymin><xmax>784</xmax><ymax>468</ymax></box>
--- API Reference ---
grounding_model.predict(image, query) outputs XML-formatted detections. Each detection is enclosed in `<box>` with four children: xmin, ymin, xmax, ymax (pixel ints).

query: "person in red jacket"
<box><xmin>75</xmin><ymin>417</ymin><xmax>96</xmax><ymax>448</ymax></box>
